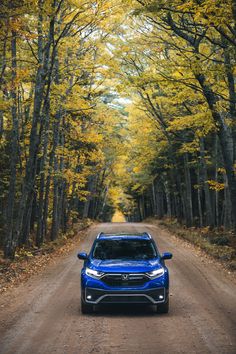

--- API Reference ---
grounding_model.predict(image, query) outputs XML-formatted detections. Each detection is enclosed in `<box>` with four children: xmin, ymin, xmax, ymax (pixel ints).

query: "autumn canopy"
<box><xmin>0</xmin><ymin>0</ymin><xmax>236</xmax><ymax>258</ymax></box>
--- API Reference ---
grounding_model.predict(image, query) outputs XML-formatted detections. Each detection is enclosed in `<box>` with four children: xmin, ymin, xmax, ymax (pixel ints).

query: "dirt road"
<box><xmin>0</xmin><ymin>222</ymin><xmax>236</xmax><ymax>354</ymax></box>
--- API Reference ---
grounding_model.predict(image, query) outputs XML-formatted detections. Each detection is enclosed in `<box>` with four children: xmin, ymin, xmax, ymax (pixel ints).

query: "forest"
<box><xmin>0</xmin><ymin>0</ymin><xmax>236</xmax><ymax>259</ymax></box>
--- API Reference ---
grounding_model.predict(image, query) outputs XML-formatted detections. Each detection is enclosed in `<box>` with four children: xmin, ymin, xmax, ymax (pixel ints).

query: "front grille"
<box><xmin>102</xmin><ymin>274</ymin><xmax>148</xmax><ymax>287</ymax></box>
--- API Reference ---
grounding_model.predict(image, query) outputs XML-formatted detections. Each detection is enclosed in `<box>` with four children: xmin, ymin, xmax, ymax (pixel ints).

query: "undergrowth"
<box><xmin>157</xmin><ymin>218</ymin><xmax>236</xmax><ymax>271</ymax></box>
<box><xmin>0</xmin><ymin>219</ymin><xmax>93</xmax><ymax>293</ymax></box>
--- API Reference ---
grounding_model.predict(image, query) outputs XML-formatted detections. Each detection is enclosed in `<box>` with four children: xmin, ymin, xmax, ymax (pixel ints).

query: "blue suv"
<box><xmin>77</xmin><ymin>232</ymin><xmax>172</xmax><ymax>314</ymax></box>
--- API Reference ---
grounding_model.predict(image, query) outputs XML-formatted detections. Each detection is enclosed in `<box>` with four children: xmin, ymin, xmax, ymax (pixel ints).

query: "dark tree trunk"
<box><xmin>11</xmin><ymin>6</ymin><xmax>56</xmax><ymax>255</ymax></box>
<box><xmin>199</xmin><ymin>138</ymin><xmax>214</xmax><ymax>227</ymax></box>
<box><xmin>51</xmin><ymin>156</ymin><xmax>59</xmax><ymax>241</ymax></box>
<box><xmin>155</xmin><ymin>179</ymin><xmax>164</xmax><ymax>219</ymax></box>
<box><xmin>83</xmin><ymin>176</ymin><xmax>95</xmax><ymax>219</ymax></box>
<box><xmin>195</xmin><ymin>74</ymin><xmax>236</xmax><ymax>231</ymax></box>
<box><xmin>223</xmin><ymin>175</ymin><xmax>232</xmax><ymax>229</ymax></box>
<box><xmin>197</xmin><ymin>166</ymin><xmax>203</xmax><ymax>228</ymax></box>
<box><xmin>214</xmin><ymin>136</ymin><xmax>220</xmax><ymax>228</ymax></box>
<box><xmin>183</xmin><ymin>154</ymin><xmax>193</xmax><ymax>227</ymax></box>
<box><xmin>4</xmin><ymin>31</ymin><xmax>18</xmax><ymax>258</ymax></box>
<box><xmin>36</xmin><ymin>99</ymin><xmax>50</xmax><ymax>247</ymax></box>
<box><xmin>163</xmin><ymin>179</ymin><xmax>172</xmax><ymax>218</ymax></box>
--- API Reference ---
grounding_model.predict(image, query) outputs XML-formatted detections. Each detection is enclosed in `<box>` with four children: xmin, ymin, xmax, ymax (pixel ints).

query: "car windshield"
<box><xmin>92</xmin><ymin>239</ymin><xmax>157</xmax><ymax>260</ymax></box>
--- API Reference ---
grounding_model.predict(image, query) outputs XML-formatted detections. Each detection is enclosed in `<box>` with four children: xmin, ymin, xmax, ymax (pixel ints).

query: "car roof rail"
<box><xmin>143</xmin><ymin>232</ymin><xmax>152</xmax><ymax>239</ymax></box>
<box><xmin>97</xmin><ymin>232</ymin><xmax>104</xmax><ymax>239</ymax></box>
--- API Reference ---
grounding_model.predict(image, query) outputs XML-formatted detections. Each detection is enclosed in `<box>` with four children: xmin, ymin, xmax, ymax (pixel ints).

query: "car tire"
<box><xmin>156</xmin><ymin>297</ymin><xmax>169</xmax><ymax>314</ymax></box>
<box><xmin>81</xmin><ymin>298</ymin><xmax>94</xmax><ymax>314</ymax></box>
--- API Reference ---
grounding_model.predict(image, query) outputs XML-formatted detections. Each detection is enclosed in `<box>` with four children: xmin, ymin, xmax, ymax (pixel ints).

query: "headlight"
<box><xmin>85</xmin><ymin>268</ymin><xmax>104</xmax><ymax>279</ymax></box>
<box><xmin>146</xmin><ymin>268</ymin><xmax>164</xmax><ymax>278</ymax></box>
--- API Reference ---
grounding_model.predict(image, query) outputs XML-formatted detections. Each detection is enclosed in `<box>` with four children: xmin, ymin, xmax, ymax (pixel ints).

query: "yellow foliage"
<box><xmin>207</xmin><ymin>180</ymin><xmax>225</xmax><ymax>191</ymax></box>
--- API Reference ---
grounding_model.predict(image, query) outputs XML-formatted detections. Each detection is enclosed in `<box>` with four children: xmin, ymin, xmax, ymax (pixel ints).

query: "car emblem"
<box><xmin>121</xmin><ymin>274</ymin><xmax>129</xmax><ymax>281</ymax></box>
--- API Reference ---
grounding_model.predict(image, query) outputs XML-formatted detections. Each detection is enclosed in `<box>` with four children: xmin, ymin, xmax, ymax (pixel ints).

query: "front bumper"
<box><xmin>84</xmin><ymin>287</ymin><xmax>167</xmax><ymax>304</ymax></box>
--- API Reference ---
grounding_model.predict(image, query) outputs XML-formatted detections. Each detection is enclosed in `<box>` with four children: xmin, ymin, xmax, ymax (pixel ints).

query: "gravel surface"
<box><xmin>0</xmin><ymin>222</ymin><xmax>236</xmax><ymax>354</ymax></box>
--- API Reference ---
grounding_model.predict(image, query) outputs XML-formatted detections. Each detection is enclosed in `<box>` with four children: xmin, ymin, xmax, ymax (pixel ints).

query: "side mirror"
<box><xmin>77</xmin><ymin>252</ymin><xmax>88</xmax><ymax>260</ymax></box>
<box><xmin>161</xmin><ymin>252</ymin><xmax>173</xmax><ymax>260</ymax></box>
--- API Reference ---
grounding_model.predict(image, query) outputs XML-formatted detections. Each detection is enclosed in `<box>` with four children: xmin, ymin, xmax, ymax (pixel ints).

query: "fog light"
<box><xmin>87</xmin><ymin>295</ymin><xmax>92</xmax><ymax>300</ymax></box>
<box><xmin>159</xmin><ymin>295</ymin><xmax>164</xmax><ymax>299</ymax></box>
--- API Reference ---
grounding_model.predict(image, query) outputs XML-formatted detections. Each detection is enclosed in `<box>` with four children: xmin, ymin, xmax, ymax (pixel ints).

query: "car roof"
<box><xmin>96</xmin><ymin>232</ymin><xmax>152</xmax><ymax>241</ymax></box>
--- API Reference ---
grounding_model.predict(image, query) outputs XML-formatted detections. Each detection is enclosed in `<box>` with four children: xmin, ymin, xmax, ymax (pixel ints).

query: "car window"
<box><xmin>92</xmin><ymin>240</ymin><xmax>157</xmax><ymax>260</ymax></box>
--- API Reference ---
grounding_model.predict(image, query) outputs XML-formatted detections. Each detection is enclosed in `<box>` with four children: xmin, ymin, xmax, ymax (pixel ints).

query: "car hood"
<box><xmin>87</xmin><ymin>258</ymin><xmax>162</xmax><ymax>273</ymax></box>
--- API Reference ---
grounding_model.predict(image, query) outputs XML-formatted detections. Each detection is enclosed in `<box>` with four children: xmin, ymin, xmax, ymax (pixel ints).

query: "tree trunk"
<box><xmin>152</xmin><ymin>179</ymin><xmax>157</xmax><ymax>216</ymax></box>
<box><xmin>51</xmin><ymin>156</ymin><xmax>59</xmax><ymax>241</ymax></box>
<box><xmin>214</xmin><ymin>136</ymin><xmax>220</xmax><ymax>228</ymax></box>
<box><xmin>4</xmin><ymin>31</ymin><xmax>18</xmax><ymax>258</ymax></box>
<box><xmin>164</xmin><ymin>179</ymin><xmax>172</xmax><ymax>218</ymax></box>
<box><xmin>10</xmin><ymin>2</ymin><xmax>56</xmax><ymax>257</ymax></box>
<box><xmin>183</xmin><ymin>154</ymin><xmax>193</xmax><ymax>227</ymax></box>
<box><xmin>36</xmin><ymin>98</ymin><xmax>50</xmax><ymax>247</ymax></box>
<box><xmin>224</xmin><ymin>177</ymin><xmax>232</xmax><ymax>229</ymax></box>
<box><xmin>199</xmin><ymin>138</ymin><xmax>214</xmax><ymax>227</ymax></box>
<box><xmin>155</xmin><ymin>179</ymin><xmax>164</xmax><ymax>219</ymax></box>
<box><xmin>195</xmin><ymin>73</ymin><xmax>236</xmax><ymax>231</ymax></box>
<box><xmin>197</xmin><ymin>167</ymin><xmax>203</xmax><ymax>228</ymax></box>
<box><xmin>83</xmin><ymin>176</ymin><xmax>96</xmax><ymax>219</ymax></box>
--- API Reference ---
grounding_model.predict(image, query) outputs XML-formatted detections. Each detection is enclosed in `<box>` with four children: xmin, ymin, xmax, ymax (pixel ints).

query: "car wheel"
<box><xmin>81</xmin><ymin>298</ymin><xmax>94</xmax><ymax>314</ymax></box>
<box><xmin>156</xmin><ymin>297</ymin><xmax>169</xmax><ymax>314</ymax></box>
